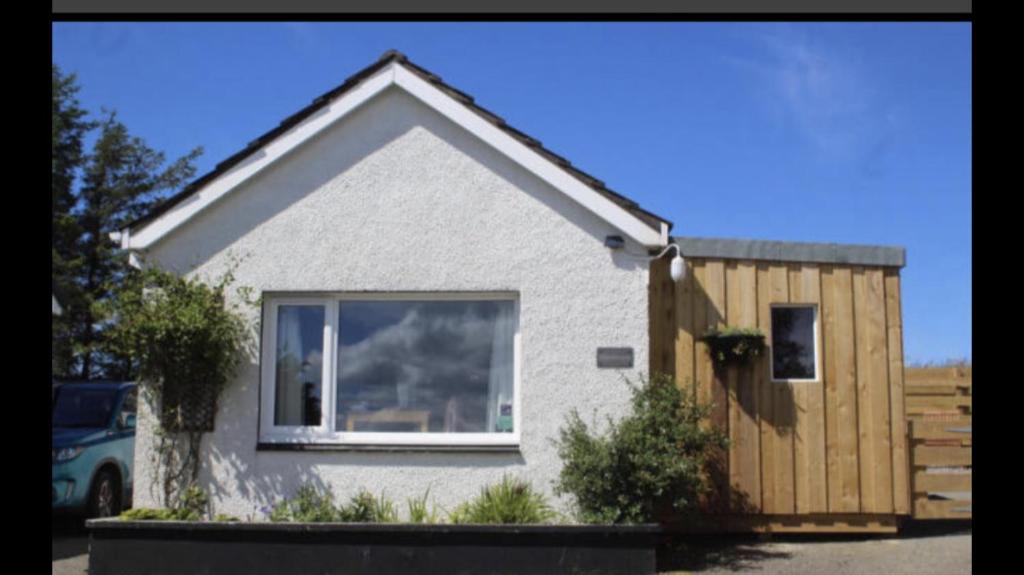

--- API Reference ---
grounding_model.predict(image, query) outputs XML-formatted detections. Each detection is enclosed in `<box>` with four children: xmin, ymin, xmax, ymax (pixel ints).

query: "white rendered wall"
<box><xmin>135</xmin><ymin>87</ymin><xmax>652</xmax><ymax>519</ymax></box>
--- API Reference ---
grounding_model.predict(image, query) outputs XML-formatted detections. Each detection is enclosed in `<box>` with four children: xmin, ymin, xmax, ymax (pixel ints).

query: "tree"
<box><xmin>52</xmin><ymin>65</ymin><xmax>92</xmax><ymax>377</ymax></box>
<box><xmin>51</xmin><ymin>64</ymin><xmax>203</xmax><ymax>380</ymax></box>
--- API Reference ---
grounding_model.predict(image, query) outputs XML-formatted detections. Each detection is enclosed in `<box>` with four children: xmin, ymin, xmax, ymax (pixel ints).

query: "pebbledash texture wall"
<box><xmin>133</xmin><ymin>87</ymin><xmax>653</xmax><ymax>517</ymax></box>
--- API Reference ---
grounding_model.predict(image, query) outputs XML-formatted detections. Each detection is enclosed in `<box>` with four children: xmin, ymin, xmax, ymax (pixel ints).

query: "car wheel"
<box><xmin>88</xmin><ymin>470</ymin><xmax>121</xmax><ymax>519</ymax></box>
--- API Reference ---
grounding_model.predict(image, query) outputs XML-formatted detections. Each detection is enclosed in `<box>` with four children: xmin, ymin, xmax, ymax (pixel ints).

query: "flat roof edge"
<box><xmin>671</xmin><ymin>236</ymin><xmax>906</xmax><ymax>268</ymax></box>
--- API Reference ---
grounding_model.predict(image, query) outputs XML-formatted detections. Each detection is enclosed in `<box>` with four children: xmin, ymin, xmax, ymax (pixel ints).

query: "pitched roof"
<box><xmin>126</xmin><ymin>50</ymin><xmax>671</xmax><ymax>243</ymax></box>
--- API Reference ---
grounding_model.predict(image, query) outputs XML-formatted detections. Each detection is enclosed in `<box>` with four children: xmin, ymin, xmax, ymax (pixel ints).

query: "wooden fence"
<box><xmin>905</xmin><ymin>366</ymin><xmax>972</xmax><ymax>519</ymax></box>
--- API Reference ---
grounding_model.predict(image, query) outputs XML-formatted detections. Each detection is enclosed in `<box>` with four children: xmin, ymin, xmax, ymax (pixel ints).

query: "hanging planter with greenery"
<box><xmin>699</xmin><ymin>327</ymin><xmax>766</xmax><ymax>368</ymax></box>
<box><xmin>107</xmin><ymin>265</ymin><xmax>254</xmax><ymax>507</ymax></box>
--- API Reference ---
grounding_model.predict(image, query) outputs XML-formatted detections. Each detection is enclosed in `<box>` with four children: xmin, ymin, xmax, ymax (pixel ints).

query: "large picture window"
<box><xmin>770</xmin><ymin>304</ymin><xmax>819</xmax><ymax>382</ymax></box>
<box><xmin>260</xmin><ymin>294</ymin><xmax>519</xmax><ymax>446</ymax></box>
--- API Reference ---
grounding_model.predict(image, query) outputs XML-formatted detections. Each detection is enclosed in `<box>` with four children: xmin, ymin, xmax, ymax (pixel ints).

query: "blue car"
<box><xmin>52</xmin><ymin>381</ymin><xmax>137</xmax><ymax>517</ymax></box>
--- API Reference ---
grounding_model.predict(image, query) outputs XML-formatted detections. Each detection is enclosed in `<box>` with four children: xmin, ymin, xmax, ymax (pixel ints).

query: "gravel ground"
<box><xmin>657</xmin><ymin>521</ymin><xmax>971</xmax><ymax>574</ymax></box>
<box><xmin>53</xmin><ymin>517</ymin><xmax>970</xmax><ymax>575</ymax></box>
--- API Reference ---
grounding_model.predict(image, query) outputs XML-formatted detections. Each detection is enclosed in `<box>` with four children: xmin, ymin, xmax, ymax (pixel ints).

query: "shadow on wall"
<box><xmin>197</xmin><ymin>358</ymin><xmax>527</xmax><ymax>516</ymax></box>
<box><xmin>654</xmin><ymin>259</ymin><xmax>799</xmax><ymax>514</ymax></box>
<box><xmin>657</xmin><ymin>258</ymin><xmax>797</xmax><ymax>433</ymax></box>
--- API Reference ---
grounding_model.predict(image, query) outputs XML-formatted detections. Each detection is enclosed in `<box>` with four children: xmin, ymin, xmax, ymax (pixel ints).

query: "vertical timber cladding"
<box><xmin>649</xmin><ymin>254</ymin><xmax>909</xmax><ymax>522</ymax></box>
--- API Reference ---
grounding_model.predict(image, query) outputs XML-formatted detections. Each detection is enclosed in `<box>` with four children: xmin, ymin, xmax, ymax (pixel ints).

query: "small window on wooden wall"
<box><xmin>770</xmin><ymin>304</ymin><xmax>819</xmax><ymax>382</ymax></box>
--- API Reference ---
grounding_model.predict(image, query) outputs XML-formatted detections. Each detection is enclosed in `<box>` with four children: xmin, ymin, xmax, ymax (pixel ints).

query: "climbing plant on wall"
<box><xmin>107</xmin><ymin>265</ymin><xmax>256</xmax><ymax>508</ymax></box>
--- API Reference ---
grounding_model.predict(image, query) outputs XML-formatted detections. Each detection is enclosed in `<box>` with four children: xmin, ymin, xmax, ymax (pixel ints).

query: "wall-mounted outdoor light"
<box><xmin>655</xmin><ymin>243</ymin><xmax>687</xmax><ymax>283</ymax></box>
<box><xmin>604</xmin><ymin>235</ymin><xmax>625</xmax><ymax>249</ymax></box>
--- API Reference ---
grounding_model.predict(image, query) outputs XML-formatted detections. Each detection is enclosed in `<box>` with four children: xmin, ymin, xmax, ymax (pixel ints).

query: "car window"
<box><xmin>121</xmin><ymin>387</ymin><xmax>137</xmax><ymax>417</ymax></box>
<box><xmin>52</xmin><ymin>388</ymin><xmax>119</xmax><ymax>428</ymax></box>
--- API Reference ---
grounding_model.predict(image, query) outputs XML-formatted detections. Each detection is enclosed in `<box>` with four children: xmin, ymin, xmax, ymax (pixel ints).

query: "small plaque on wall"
<box><xmin>597</xmin><ymin>347</ymin><xmax>634</xmax><ymax>368</ymax></box>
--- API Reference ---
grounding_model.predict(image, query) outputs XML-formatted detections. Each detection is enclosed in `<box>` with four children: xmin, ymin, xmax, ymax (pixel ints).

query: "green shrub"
<box><xmin>700</xmin><ymin>327</ymin><xmax>765</xmax><ymax>366</ymax></box>
<box><xmin>120</xmin><ymin>484</ymin><xmax>211</xmax><ymax>521</ymax></box>
<box><xmin>554</xmin><ymin>374</ymin><xmax>727</xmax><ymax>524</ymax></box>
<box><xmin>270</xmin><ymin>484</ymin><xmax>340</xmax><ymax>523</ymax></box>
<box><xmin>407</xmin><ymin>490</ymin><xmax>442</xmax><ymax>524</ymax></box>
<box><xmin>339</xmin><ymin>490</ymin><xmax>399</xmax><ymax>523</ymax></box>
<box><xmin>106</xmin><ymin>265</ymin><xmax>253</xmax><ymax>508</ymax></box>
<box><xmin>213</xmin><ymin>514</ymin><xmax>240</xmax><ymax>522</ymax></box>
<box><xmin>178</xmin><ymin>484</ymin><xmax>209</xmax><ymax>520</ymax></box>
<box><xmin>448</xmin><ymin>476</ymin><xmax>555</xmax><ymax>524</ymax></box>
<box><xmin>120</xmin><ymin>508</ymin><xmax>182</xmax><ymax>521</ymax></box>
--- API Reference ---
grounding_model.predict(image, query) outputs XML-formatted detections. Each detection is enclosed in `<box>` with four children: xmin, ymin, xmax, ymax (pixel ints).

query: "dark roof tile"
<box><xmin>128</xmin><ymin>50</ymin><xmax>671</xmax><ymax>234</ymax></box>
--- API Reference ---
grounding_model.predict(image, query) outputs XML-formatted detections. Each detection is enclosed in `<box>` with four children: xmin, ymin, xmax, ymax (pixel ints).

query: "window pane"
<box><xmin>336</xmin><ymin>300</ymin><xmax>515</xmax><ymax>433</ymax></box>
<box><xmin>275</xmin><ymin>305</ymin><xmax>325</xmax><ymax>426</ymax></box>
<box><xmin>771</xmin><ymin>307</ymin><xmax>817</xmax><ymax>380</ymax></box>
<box><xmin>52</xmin><ymin>388</ymin><xmax>119</xmax><ymax>428</ymax></box>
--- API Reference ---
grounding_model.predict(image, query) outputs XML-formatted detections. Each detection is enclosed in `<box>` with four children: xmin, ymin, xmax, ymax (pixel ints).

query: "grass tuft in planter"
<box><xmin>407</xmin><ymin>490</ymin><xmax>443</xmax><ymax>524</ymax></box>
<box><xmin>270</xmin><ymin>484</ymin><xmax>341</xmax><ymax>523</ymax></box>
<box><xmin>699</xmin><ymin>326</ymin><xmax>766</xmax><ymax>367</ymax></box>
<box><xmin>269</xmin><ymin>484</ymin><xmax>400</xmax><ymax>523</ymax></box>
<box><xmin>449</xmin><ymin>475</ymin><xmax>556</xmax><ymax>525</ymax></box>
<box><xmin>340</xmin><ymin>490</ymin><xmax>399</xmax><ymax>523</ymax></box>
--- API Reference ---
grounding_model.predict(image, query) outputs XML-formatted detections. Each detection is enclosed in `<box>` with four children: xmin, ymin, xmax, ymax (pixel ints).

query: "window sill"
<box><xmin>256</xmin><ymin>442</ymin><xmax>521</xmax><ymax>454</ymax></box>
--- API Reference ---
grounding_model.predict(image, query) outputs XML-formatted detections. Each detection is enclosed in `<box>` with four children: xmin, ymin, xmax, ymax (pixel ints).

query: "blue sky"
<box><xmin>52</xmin><ymin>22</ymin><xmax>971</xmax><ymax>364</ymax></box>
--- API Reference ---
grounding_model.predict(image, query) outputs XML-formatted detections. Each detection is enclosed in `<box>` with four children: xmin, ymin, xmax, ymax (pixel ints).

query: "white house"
<box><xmin>120</xmin><ymin>51</ymin><xmax>674</xmax><ymax>517</ymax></box>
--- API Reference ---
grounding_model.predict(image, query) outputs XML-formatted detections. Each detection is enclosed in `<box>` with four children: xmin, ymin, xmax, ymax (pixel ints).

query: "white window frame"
<box><xmin>769</xmin><ymin>303</ymin><xmax>821</xmax><ymax>383</ymax></box>
<box><xmin>259</xmin><ymin>292</ymin><xmax>521</xmax><ymax>447</ymax></box>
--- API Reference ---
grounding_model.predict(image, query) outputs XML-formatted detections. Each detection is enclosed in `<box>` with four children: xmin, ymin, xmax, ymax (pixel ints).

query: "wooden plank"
<box><xmin>906</xmin><ymin>396</ymin><xmax>972</xmax><ymax>411</ymax></box>
<box><xmin>789</xmin><ymin>265</ymin><xmax>828</xmax><ymax>514</ymax></box>
<box><xmin>649</xmin><ymin>257</ymin><xmax>676</xmax><ymax>378</ymax></box>
<box><xmin>704</xmin><ymin>259</ymin><xmax>729</xmax><ymax>512</ymax></box>
<box><xmin>726</xmin><ymin>261</ymin><xmax>760</xmax><ymax>513</ymax></box>
<box><xmin>913</xmin><ymin>410</ymin><xmax>968</xmax><ymax>422</ymax></box>
<box><xmin>664</xmin><ymin>513</ymin><xmax>899</xmax><ymax>534</ymax></box>
<box><xmin>912</xmin><ymin>446</ymin><xmax>972</xmax><ymax>467</ymax></box>
<box><xmin>905</xmin><ymin>366</ymin><xmax>972</xmax><ymax>381</ymax></box>
<box><xmin>821</xmin><ymin>266</ymin><xmax>840</xmax><ymax>513</ymax></box>
<box><xmin>768</xmin><ymin>264</ymin><xmax>796</xmax><ymax>514</ymax></box>
<box><xmin>690</xmin><ymin>261</ymin><xmax>716</xmax><ymax>513</ymax></box>
<box><xmin>788</xmin><ymin>265</ymin><xmax>811</xmax><ymax>516</ymax></box>
<box><xmin>905</xmin><ymin>385</ymin><xmax>959</xmax><ymax>396</ymax></box>
<box><xmin>693</xmin><ymin>262</ymin><xmax>713</xmax><ymax>411</ymax></box>
<box><xmin>824</xmin><ymin>267</ymin><xmax>860</xmax><ymax>513</ymax></box>
<box><xmin>913</xmin><ymin>498</ymin><xmax>972</xmax><ymax>519</ymax></box>
<box><xmin>906</xmin><ymin>378</ymin><xmax>971</xmax><ymax>388</ymax></box>
<box><xmin>756</xmin><ymin>263</ymin><xmax>776</xmax><ymax>514</ymax></box>
<box><xmin>866</xmin><ymin>269</ymin><xmax>894</xmax><ymax>513</ymax></box>
<box><xmin>910</xmin><ymin>419</ymin><xmax>972</xmax><ymax>440</ymax></box>
<box><xmin>725</xmin><ymin>262</ymin><xmax>742</xmax><ymax>512</ymax></box>
<box><xmin>853</xmin><ymin>268</ymin><xmax>894</xmax><ymax>513</ymax></box>
<box><xmin>766</xmin><ymin>521</ymin><xmax>897</xmax><ymax>534</ymax></box>
<box><xmin>912</xmin><ymin>472</ymin><xmax>972</xmax><ymax>493</ymax></box>
<box><xmin>919</xmin><ymin>438</ymin><xmax>970</xmax><ymax>447</ymax></box>
<box><xmin>675</xmin><ymin>258</ymin><xmax>697</xmax><ymax>397</ymax></box>
<box><xmin>884</xmin><ymin>271</ymin><xmax>910</xmax><ymax>515</ymax></box>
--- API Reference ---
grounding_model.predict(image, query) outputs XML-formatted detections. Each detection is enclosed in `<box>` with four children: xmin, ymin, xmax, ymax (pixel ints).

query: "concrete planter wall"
<box><xmin>87</xmin><ymin>519</ymin><xmax>661</xmax><ymax>575</ymax></box>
